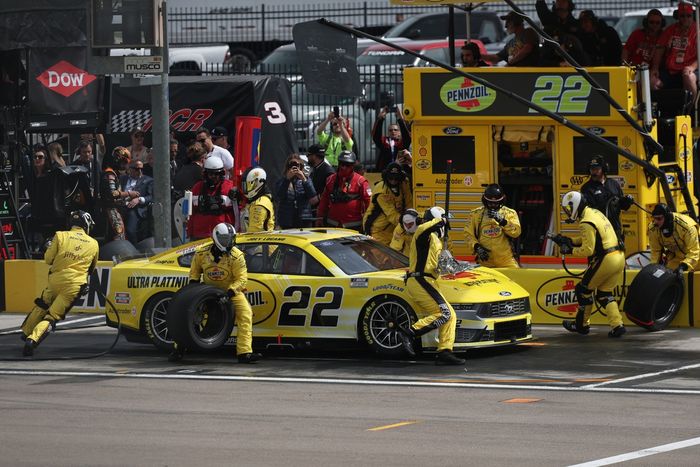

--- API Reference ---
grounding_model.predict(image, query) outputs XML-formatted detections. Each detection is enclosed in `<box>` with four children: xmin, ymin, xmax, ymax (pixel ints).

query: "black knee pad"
<box><xmin>596</xmin><ymin>291</ymin><xmax>616</xmax><ymax>307</ymax></box>
<box><xmin>575</xmin><ymin>283</ymin><xmax>594</xmax><ymax>306</ymax></box>
<box><xmin>34</xmin><ymin>297</ymin><xmax>50</xmax><ymax>310</ymax></box>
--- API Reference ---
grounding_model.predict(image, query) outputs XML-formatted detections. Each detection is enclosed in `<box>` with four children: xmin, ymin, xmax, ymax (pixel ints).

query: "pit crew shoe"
<box><xmin>562</xmin><ymin>320</ymin><xmax>590</xmax><ymax>335</ymax></box>
<box><xmin>168</xmin><ymin>348</ymin><xmax>184</xmax><ymax>362</ymax></box>
<box><xmin>238</xmin><ymin>352</ymin><xmax>262</xmax><ymax>364</ymax></box>
<box><xmin>22</xmin><ymin>339</ymin><xmax>35</xmax><ymax>357</ymax></box>
<box><xmin>435</xmin><ymin>350</ymin><xmax>466</xmax><ymax>366</ymax></box>
<box><xmin>397</xmin><ymin>326</ymin><xmax>417</xmax><ymax>358</ymax></box>
<box><xmin>608</xmin><ymin>325</ymin><xmax>626</xmax><ymax>338</ymax></box>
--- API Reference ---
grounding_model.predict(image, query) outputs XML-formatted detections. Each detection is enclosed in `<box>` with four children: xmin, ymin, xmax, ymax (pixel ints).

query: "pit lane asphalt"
<box><xmin>1</xmin><ymin>315</ymin><xmax>699</xmax><ymax>466</ymax></box>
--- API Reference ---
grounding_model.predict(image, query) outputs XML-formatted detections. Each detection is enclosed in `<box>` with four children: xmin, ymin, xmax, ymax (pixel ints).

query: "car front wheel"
<box><xmin>359</xmin><ymin>295</ymin><xmax>417</xmax><ymax>358</ymax></box>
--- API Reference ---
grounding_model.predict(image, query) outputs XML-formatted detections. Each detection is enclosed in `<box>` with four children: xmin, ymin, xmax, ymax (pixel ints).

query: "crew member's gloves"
<box><xmin>78</xmin><ymin>283</ymin><xmax>90</xmax><ymax>297</ymax></box>
<box><xmin>674</xmin><ymin>263</ymin><xmax>688</xmax><ymax>281</ymax></box>
<box><xmin>219</xmin><ymin>289</ymin><xmax>236</xmax><ymax>307</ymax></box>
<box><xmin>559</xmin><ymin>241</ymin><xmax>573</xmax><ymax>255</ymax></box>
<box><xmin>474</xmin><ymin>243</ymin><xmax>490</xmax><ymax>261</ymax></box>
<box><xmin>488</xmin><ymin>209</ymin><xmax>507</xmax><ymax>227</ymax></box>
<box><xmin>619</xmin><ymin>194</ymin><xmax>634</xmax><ymax>210</ymax></box>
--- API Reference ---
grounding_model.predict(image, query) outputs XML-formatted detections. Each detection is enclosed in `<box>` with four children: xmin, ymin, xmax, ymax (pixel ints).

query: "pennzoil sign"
<box><xmin>440</xmin><ymin>77</ymin><xmax>496</xmax><ymax>113</ymax></box>
<box><xmin>536</xmin><ymin>277</ymin><xmax>583</xmax><ymax>318</ymax></box>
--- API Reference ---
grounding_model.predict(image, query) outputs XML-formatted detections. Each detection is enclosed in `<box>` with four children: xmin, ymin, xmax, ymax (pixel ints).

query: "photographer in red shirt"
<box><xmin>316</xmin><ymin>151</ymin><xmax>371</xmax><ymax>230</ymax></box>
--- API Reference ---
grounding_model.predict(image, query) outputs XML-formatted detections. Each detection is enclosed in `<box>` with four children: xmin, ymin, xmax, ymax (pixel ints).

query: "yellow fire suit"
<box><xmin>242</xmin><ymin>194</ymin><xmax>275</xmax><ymax>233</ymax></box>
<box><xmin>568</xmin><ymin>207</ymin><xmax>624</xmax><ymax>330</ymax></box>
<box><xmin>648</xmin><ymin>213</ymin><xmax>699</xmax><ymax>271</ymax></box>
<box><xmin>363</xmin><ymin>180</ymin><xmax>412</xmax><ymax>245</ymax></box>
<box><xmin>464</xmin><ymin>206</ymin><xmax>521</xmax><ymax>268</ymax></box>
<box><xmin>189</xmin><ymin>246</ymin><xmax>253</xmax><ymax>355</ymax></box>
<box><xmin>389</xmin><ymin>223</ymin><xmax>413</xmax><ymax>256</ymax></box>
<box><xmin>406</xmin><ymin>217</ymin><xmax>456</xmax><ymax>351</ymax></box>
<box><xmin>21</xmin><ymin>226</ymin><xmax>99</xmax><ymax>344</ymax></box>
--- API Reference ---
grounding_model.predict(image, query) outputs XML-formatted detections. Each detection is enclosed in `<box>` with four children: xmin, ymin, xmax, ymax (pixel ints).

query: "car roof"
<box><xmin>362</xmin><ymin>38</ymin><xmax>486</xmax><ymax>53</ymax></box>
<box><xmin>621</xmin><ymin>7</ymin><xmax>676</xmax><ymax>16</ymax></box>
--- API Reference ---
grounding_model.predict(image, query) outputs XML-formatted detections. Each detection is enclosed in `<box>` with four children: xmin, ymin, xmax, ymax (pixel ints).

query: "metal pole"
<box><xmin>151</xmin><ymin>0</ymin><xmax>171</xmax><ymax>248</ymax></box>
<box><xmin>448</xmin><ymin>5</ymin><xmax>455</xmax><ymax>67</ymax></box>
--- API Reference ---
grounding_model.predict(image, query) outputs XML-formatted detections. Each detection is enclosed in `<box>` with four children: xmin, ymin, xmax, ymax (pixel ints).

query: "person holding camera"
<box><xmin>188</xmin><ymin>157</ymin><xmax>236</xmax><ymax>240</ymax></box>
<box><xmin>316</xmin><ymin>108</ymin><xmax>354</xmax><ymax>168</ymax></box>
<box><xmin>464</xmin><ymin>184</ymin><xmax>521</xmax><ymax>268</ymax></box>
<box><xmin>372</xmin><ymin>105</ymin><xmax>411</xmax><ymax>171</ymax></box>
<box><xmin>316</xmin><ymin>150</ymin><xmax>371</xmax><ymax>230</ymax></box>
<box><xmin>275</xmin><ymin>154</ymin><xmax>318</xmax><ymax>229</ymax></box>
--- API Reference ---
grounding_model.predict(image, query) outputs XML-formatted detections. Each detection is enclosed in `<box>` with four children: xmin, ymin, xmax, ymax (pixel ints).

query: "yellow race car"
<box><xmin>106</xmin><ymin>229</ymin><xmax>532</xmax><ymax>357</ymax></box>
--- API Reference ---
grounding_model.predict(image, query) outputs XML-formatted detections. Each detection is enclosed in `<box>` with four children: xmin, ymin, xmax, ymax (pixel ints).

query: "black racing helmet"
<box><xmin>70</xmin><ymin>210</ymin><xmax>95</xmax><ymax>234</ymax></box>
<box><xmin>482</xmin><ymin>183</ymin><xmax>505</xmax><ymax>210</ymax></box>
<box><xmin>589</xmin><ymin>154</ymin><xmax>609</xmax><ymax>173</ymax></box>
<box><xmin>337</xmin><ymin>150</ymin><xmax>357</xmax><ymax>166</ymax></box>
<box><xmin>652</xmin><ymin>203</ymin><xmax>673</xmax><ymax>230</ymax></box>
<box><xmin>382</xmin><ymin>162</ymin><xmax>405</xmax><ymax>183</ymax></box>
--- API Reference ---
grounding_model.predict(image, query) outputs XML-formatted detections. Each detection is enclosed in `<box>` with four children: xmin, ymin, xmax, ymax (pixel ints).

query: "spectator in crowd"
<box><xmin>316</xmin><ymin>150</ymin><xmax>371</xmax><ymax>230</ymax></box>
<box><xmin>540</xmin><ymin>28</ymin><xmax>591</xmax><ymax>66</ymax></box>
<box><xmin>464</xmin><ymin>184</ymin><xmax>521</xmax><ymax>268</ymax></box>
<box><xmin>651</xmin><ymin>2</ymin><xmax>698</xmax><ymax>102</ymax></box>
<box><xmin>622</xmin><ymin>9</ymin><xmax>666</xmax><ymax>66</ymax></box>
<box><xmin>74</xmin><ymin>140</ymin><xmax>100</xmax><ymax>195</ymax></box>
<box><xmin>126</xmin><ymin>126</ymin><xmax>150</xmax><ymax>163</ymax></box>
<box><xmin>31</xmin><ymin>145</ymin><xmax>50</xmax><ymax>181</ymax></box>
<box><xmin>21</xmin><ymin>211</ymin><xmax>98</xmax><ymax>357</ymax></box>
<box><xmin>460</xmin><ymin>42</ymin><xmax>489</xmax><ymax>67</ymax></box>
<box><xmin>76</xmin><ymin>133</ymin><xmax>105</xmax><ymax>163</ymax></box>
<box><xmin>316</xmin><ymin>111</ymin><xmax>354</xmax><ymax>167</ymax></box>
<box><xmin>275</xmin><ymin>154</ymin><xmax>317</xmax><ymax>229</ymax></box>
<box><xmin>482</xmin><ymin>11</ymin><xmax>540</xmax><ymax>66</ymax></box>
<box><xmin>372</xmin><ymin>106</ymin><xmax>411</xmax><ymax>171</ymax></box>
<box><xmin>577</xmin><ymin>10</ymin><xmax>622</xmax><ymax>66</ymax></box>
<box><xmin>47</xmin><ymin>142</ymin><xmax>66</xmax><ymax>168</ymax></box>
<box><xmin>363</xmin><ymin>162</ymin><xmax>412</xmax><ymax>245</ymax></box>
<box><xmin>397</xmin><ymin>206</ymin><xmax>465</xmax><ymax>365</ymax></box>
<box><xmin>196</xmin><ymin>127</ymin><xmax>234</xmax><ymax>179</ymax></box>
<box><xmin>211</xmin><ymin>126</ymin><xmax>230</xmax><ymax>150</ymax></box>
<box><xmin>120</xmin><ymin>160</ymin><xmax>153</xmax><ymax>244</ymax></box>
<box><xmin>390</xmin><ymin>208</ymin><xmax>420</xmax><ymax>256</ymax></box>
<box><xmin>142</xmin><ymin>149</ymin><xmax>155</xmax><ymax>178</ymax></box>
<box><xmin>173</xmin><ymin>142</ymin><xmax>206</xmax><ymax>193</ymax></box>
<box><xmin>580</xmin><ymin>155</ymin><xmax>633</xmax><ymax>245</ymax></box>
<box><xmin>188</xmin><ymin>157</ymin><xmax>236</xmax><ymax>240</ymax></box>
<box><xmin>307</xmin><ymin>144</ymin><xmax>335</xmax><ymax>218</ymax></box>
<box><xmin>536</xmin><ymin>0</ymin><xmax>579</xmax><ymax>36</ymax></box>
<box><xmin>241</xmin><ymin>167</ymin><xmax>275</xmax><ymax>232</ymax></box>
<box><xmin>169</xmin><ymin>138</ymin><xmax>180</xmax><ymax>177</ymax></box>
<box><xmin>648</xmin><ymin>203</ymin><xmax>699</xmax><ymax>274</ymax></box>
<box><xmin>100</xmin><ymin>146</ymin><xmax>132</xmax><ymax>241</ymax></box>
<box><xmin>26</xmin><ymin>145</ymin><xmax>60</xmax><ymax>247</ymax></box>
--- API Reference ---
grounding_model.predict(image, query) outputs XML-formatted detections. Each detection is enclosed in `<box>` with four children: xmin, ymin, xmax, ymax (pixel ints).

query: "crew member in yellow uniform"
<box><xmin>21</xmin><ymin>211</ymin><xmax>98</xmax><ymax>356</ymax></box>
<box><xmin>464</xmin><ymin>184</ymin><xmax>521</xmax><ymax>268</ymax></box>
<box><xmin>241</xmin><ymin>167</ymin><xmax>275</xmax><ymax>232</ymax></box>
<box><xmin>648</xmin><ymin>203</ymin><xmax>699</xmax><ymax>276</ymax></box>
<box><xmin>397</xmin><ymin>206</ymin><xmax>465</xmax><ymax>365</ymax></box>
<box><xmin>363</xmin><ymin>162</ymin><xmax>412</xmax><ymax>245</ymax></box>
<box><xmin>390</xmin><ymin>208</ymin><xmax>419</xmax><ymax>256</ymax></box>
<box><xmin>555</xmin><ymin>191</ymin><xmax>626</xmax><ymax>338</ymax></box>
<box><xmin>169</xmin><ymin>223</ymin><xmax>262</xmax><ymax>363</ymax></box>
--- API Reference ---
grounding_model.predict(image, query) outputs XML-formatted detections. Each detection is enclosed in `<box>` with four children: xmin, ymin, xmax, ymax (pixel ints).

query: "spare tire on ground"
<box><xmin>99</xmin><ymin>239</ymin><xmax>139</xmax><ymax>261</ymax></box>
<box><xmin>623</xmin><ymin>264</ymin><xmax>684</xmax><ymax>331</ymax></box>
<box><xmin>166</xmin><ymin>283</ymin><xmax>234</xmax><ymax>352</ymax></box>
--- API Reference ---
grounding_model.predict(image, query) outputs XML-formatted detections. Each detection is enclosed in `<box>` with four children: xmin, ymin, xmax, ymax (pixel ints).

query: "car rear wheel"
<box><xmin>167</xmin><ymin>283</ymin><xmax>234</xmax><ymax>352</ymax></box>
<box><xmin>360</xmin><ymin>295</ymin><xmax>417</xmax><ymax>358</ymax></box>
<box><xmin>142</xmin><ymin>292</ymin><xmax>175</xmax><ymax>351</ymax></box>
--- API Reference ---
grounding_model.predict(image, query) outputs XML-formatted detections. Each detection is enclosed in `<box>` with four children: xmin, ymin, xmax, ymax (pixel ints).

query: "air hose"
<box><xmin>0</xmin><ymin>285</ymin><xmax>122</xmax><ymax>361</ymax></box>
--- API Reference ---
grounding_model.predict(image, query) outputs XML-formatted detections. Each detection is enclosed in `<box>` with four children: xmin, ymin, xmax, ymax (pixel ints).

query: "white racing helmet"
<box><xmin>204</xmin><ymin>156</ymin><xmax>225</xmax><ymax>174</ymax></box>
<box><xmin>70</xmin><ymin>210</ymin><xmax>95</xmax><ymax>234</ymax></box>
<box><xmin>423</xmin><ymin>206</ymin><xmax>448</xmax><ymax>238</ymax></box>
<box><xmin>401</xmin><ymin>209</ymin><xmax>419</xmax><ymax>234</ymax></box>
<box><xmin>212</xmin><ymin>222</ymin><xmax>236</xmax><ymax>252</ymax></box>
<box><xmin>245</xmin><ymin>167</ymin><xmax>267</xmax><ymax>199</ymax></box>
<box><xmin>561</xmin><ymin>191</ymin><xmax>585</xmax><ymax>221</ymax></box>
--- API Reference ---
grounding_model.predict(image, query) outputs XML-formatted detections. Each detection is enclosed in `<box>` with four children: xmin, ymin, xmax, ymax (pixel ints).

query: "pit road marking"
<box><xmin>567</xmin><ymin>436</ymin><xmax>700</xmax><ymax>466</ymax></box>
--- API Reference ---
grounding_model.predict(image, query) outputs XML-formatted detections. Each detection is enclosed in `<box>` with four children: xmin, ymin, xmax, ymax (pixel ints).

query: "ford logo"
<box><xmin>443</xmin><ymin>127</ymin><xmax>462</xmax><ymax>135</ymax></box>
<box><xmin>499</xmin><ymin>291</ymin><xmax>512</xmax><ymax>296</ymax></box>
<box><xmin>587</xmin><ymin>127</ymin><xmax>606</xmax><ymax>135</ymax></box>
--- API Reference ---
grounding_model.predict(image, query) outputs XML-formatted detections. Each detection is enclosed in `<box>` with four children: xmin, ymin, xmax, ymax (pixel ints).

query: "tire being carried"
<box><xmin>166</xmin><ymin>282</ymin><xmax>234</xmax><ymax>352</ymax></box>
<box><xmin>623</xmin><ymin>264</ymin><xmax>684</xmax><ymax>331</ymax></box>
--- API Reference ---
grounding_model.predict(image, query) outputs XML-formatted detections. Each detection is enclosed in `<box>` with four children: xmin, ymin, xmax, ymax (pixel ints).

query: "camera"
<box><xmin>333</xmin><ymin>106</ymin><xmax>340</xmax><ymax>119</ymax></box>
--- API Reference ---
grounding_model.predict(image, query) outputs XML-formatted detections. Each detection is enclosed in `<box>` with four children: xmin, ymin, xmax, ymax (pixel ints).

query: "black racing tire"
<box><xmin>624</xmin><ymin>264</ymin><xmax>684</xmax><ymax>331</ymax></box>
<box><xmin>359</xmin><ymin>294</ymin><xmax>418</xmax><ymax>358</ymax></box>
<box><xmin>142</xmin><ymin>291</ymin><xmax>175</xmax><ymax>351</ymax></box>
<box><xmin>167</xmin><ymin>283</ymin><xmax>234</xmax><ymax>352</ymax></box>
<box><xmin>99</xmin><ymin>239</ymin><xmax>139</xmax><ymax>261</ymax></box>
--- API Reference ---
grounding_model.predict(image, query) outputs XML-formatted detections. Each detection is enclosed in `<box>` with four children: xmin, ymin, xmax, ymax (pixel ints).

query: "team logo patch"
<box><xmin>208</xmin><ymin>267</ymin><xmax>228</xmax><ymax>281</ymax></box>
<box><xmin>351</xmin><ymin>278</ymin><xmax>368</xmax><ymax>288</ymax></box>
<box><xmin>440</xmin><ymin>77</ymin><xmax>496</xmax><ymax>113</ymax></box>
<box><xmin>115</xmin><ymin>292</ymin><xmax>131</xmax><ymax>304</ymax></box>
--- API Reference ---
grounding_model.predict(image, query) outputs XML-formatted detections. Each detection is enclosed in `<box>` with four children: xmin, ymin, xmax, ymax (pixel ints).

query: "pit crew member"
<box><xmin>241</xmin><ymin>167</ymin><xmax>275</xmax><ymax>232</ymax></box>
<box><xmin>363</xmin><ymin>162</ymin><xmax>412</xmax><ymax>245</ymax></box>
<box><xmin>648</xmin><ymin>203</ymin><xmax>699</xmax><ymax>276</ymax></box>
<box><xmin>390</xmin><ymin>208</ymin><xmax>420</xmax><ymax>256</ymax></box>
<box><xmin>21</xmin><ymin>211</ymin><xmax>98</xmax><ymax>356</ymax></box>
<box><xmin>169</xmin><ymin>223</ymin><xmax>261</xmax><ymax>363</ymax></box>
<box><xmin>188</xmin><ymin>157</ymin><xmax>236</xmax><ymax>240</ymax></box>
<box><xmin>398</xmin><ymin>207</ymin><xmax>466</xmax><ymax>365</ymax></box>
<box><xmin>555</xmin><ymin>191</ymin><xmax>626</xmax><ymax>337</ymax></box>
<box><xmin>316</xmin><ymin>150</ymin><xmax>371</xmax><ymax>230</ymax></box>
<box><xmin>464</xmin><ymin>184</ymin><xmax>521</xmax><ymax>268</ymax></box>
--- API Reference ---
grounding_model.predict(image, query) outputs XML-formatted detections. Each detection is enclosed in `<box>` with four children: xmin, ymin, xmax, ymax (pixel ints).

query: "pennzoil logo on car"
<box><xmin>416</xmin><ymin>159</ymin><xmax>431</xmax><ymax>170</ymax></box>
<box><xmin>443</xmin><ymin>126</ymin><xmax>462</xmax><ymax>135</ymax></box>
<box><xmin>440</xmin><ymin>77</ymin><xmax>496</xmax><ymax>113</ymax></box>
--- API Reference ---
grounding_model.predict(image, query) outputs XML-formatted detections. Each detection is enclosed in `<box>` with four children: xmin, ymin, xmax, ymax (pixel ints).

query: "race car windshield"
<box><xmin>313</xmin><ymin>238</ymin><xmax>408</xmax><ymax>275</ymax></box>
